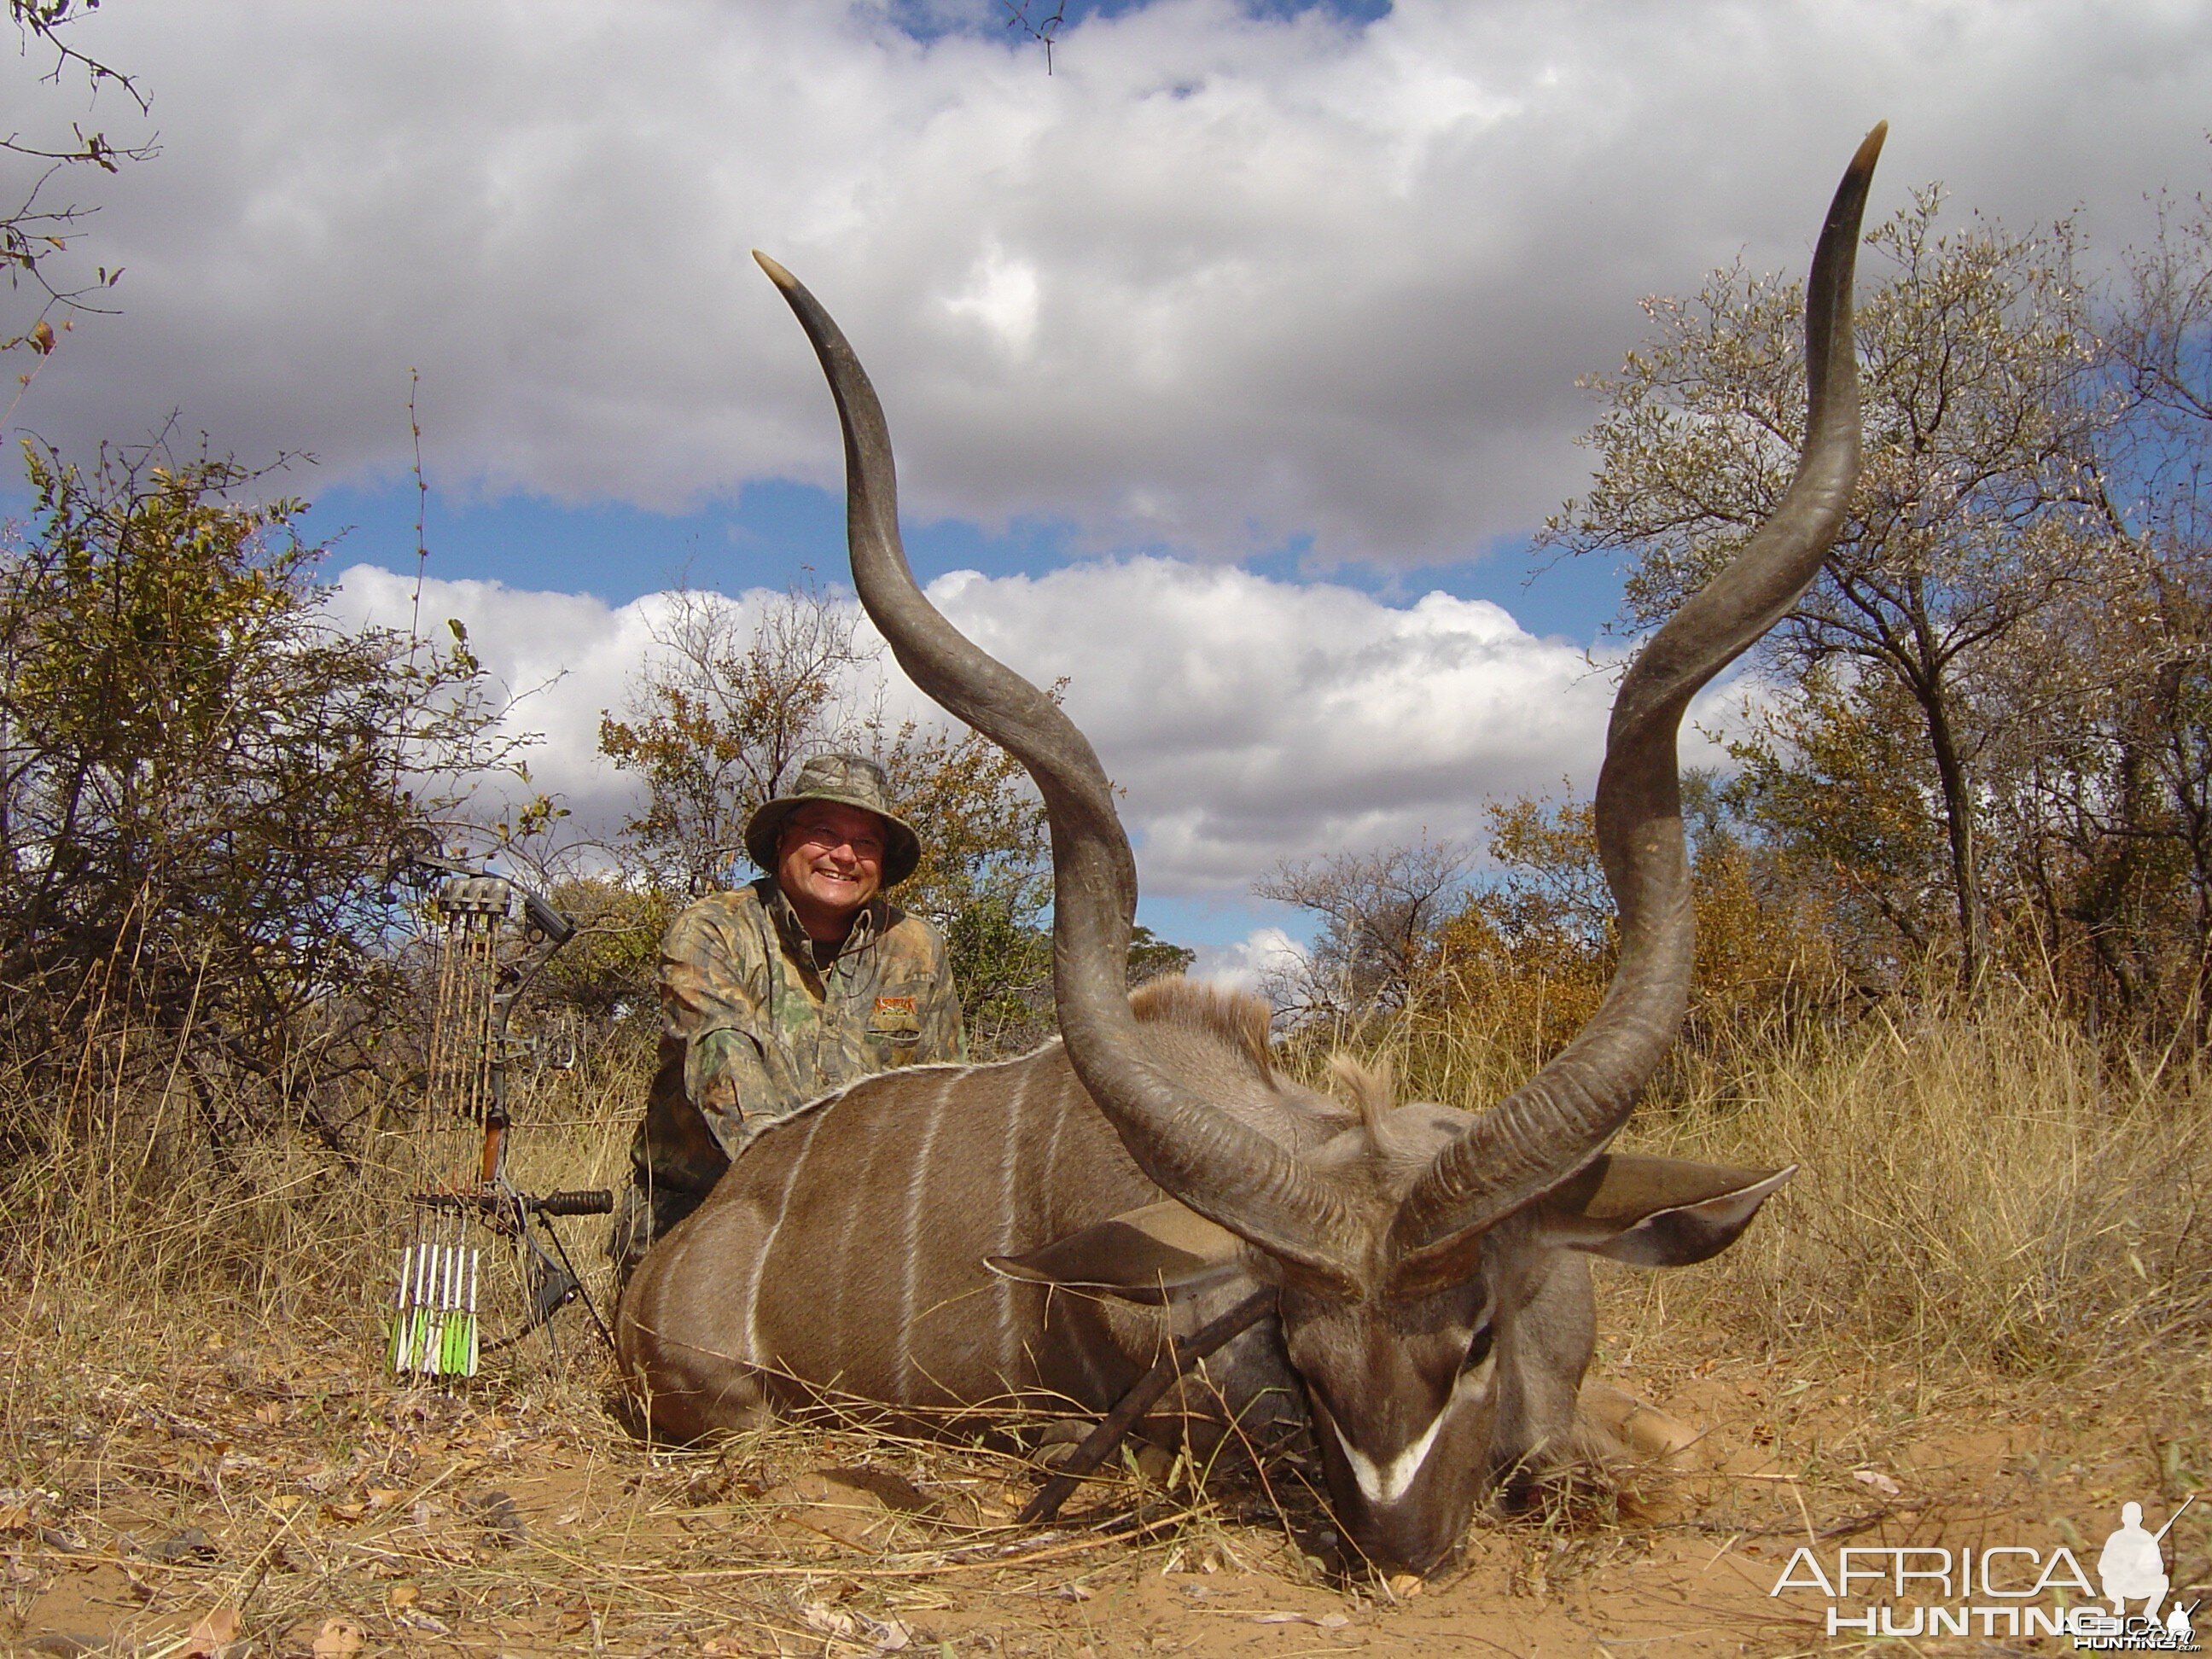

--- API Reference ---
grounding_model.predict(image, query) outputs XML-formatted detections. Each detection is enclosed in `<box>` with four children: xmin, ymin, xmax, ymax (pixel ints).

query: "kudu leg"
<box><xmin>1019</xmin><ymin>1288</ymin><xmax>1276</xmax><ymax>1526</ymax></box>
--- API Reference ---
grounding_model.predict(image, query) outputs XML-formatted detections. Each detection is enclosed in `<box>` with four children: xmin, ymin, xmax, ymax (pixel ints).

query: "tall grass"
<box><xmin>1644</xmin><ymin>985</ymin><xmax>2212</xmax><ymax>1380</ymax></box>
<box><xmin>0</xmin><ymin>1020</ymin><xmax>643</xmax><ymax>1423</ymax></box>
<box><xmin>6</xmin><ymin>977</ymin><xmax>2207</xmax><ymax>1407</ymax></box>
<box><xmin>1283</xmin><ymin>977</ymin><xmax>2212</xmax><ymax>1385</ymax></box>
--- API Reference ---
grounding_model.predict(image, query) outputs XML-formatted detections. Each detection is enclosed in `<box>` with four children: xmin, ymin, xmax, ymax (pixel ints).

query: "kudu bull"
<box><xmin>620</xmin><ymin>125</ymin><xmax>1886</xmax><ymax>1576</ymax></box>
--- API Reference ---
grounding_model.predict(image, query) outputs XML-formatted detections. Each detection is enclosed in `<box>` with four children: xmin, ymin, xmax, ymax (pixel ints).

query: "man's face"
<box><xmin>776</xmin><ymin>801</ymin><xmax>888</xmax><ymax>940</ymax></box>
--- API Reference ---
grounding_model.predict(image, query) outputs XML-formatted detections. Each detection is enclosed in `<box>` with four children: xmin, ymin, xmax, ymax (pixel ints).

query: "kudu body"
<box><xmin>620</xmin><ymin>126</ymin><xmax>1886</xmax><ymax>1576</ymax></box>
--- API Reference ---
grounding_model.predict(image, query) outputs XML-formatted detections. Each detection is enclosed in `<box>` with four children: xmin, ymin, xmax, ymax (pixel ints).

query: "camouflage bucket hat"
<box><xmin>744</xmin><ymin>753</ymin><xmax>922</xmax><ymax>888</ymax></box>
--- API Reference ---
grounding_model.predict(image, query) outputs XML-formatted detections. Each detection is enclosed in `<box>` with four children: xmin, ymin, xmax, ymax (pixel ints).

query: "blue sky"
<box><xmin>293</xmin><ymin>475</ymin><xmax>1624</xmax><ymax>639</ymax></box>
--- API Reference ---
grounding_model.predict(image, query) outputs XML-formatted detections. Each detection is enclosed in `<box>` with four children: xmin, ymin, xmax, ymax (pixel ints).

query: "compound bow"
<box><xmin>386</xmin><ymin>854</ymin><xmax>614</xmax><ymax>1378</ymax></box>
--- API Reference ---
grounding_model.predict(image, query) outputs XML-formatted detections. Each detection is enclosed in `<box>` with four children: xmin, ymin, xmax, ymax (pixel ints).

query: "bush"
<box><xmin>0</xmin><ymin>439</ymin><xmax>509</xmax><ymax>1159</ymax></box>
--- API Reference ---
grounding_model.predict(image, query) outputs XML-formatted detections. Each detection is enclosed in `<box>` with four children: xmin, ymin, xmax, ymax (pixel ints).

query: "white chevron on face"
<box><xmin>1329</xmin><ymin>1353</ymin><xmax>1495</xmax><ymax>1509</ymax></box>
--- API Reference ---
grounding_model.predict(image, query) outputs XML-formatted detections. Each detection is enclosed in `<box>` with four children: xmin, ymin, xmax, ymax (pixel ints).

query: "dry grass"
<box><xmin>1619</xmin><ymin>984</ymin><xmax>2212</xmax><ymax>1387</ymax></box>
<box><xmin>1278</xmin><ymin>978</ymin><xmax>2212</xmax><ymax>1388</ymax></box>
<box><xmin>3</xmin><ymin>985</ymin><xmax>2210</xmax><ymax>1653</ymax></box>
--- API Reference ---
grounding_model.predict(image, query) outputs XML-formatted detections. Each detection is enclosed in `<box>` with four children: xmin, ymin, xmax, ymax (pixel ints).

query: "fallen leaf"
<box><xmin>1852</xmin><ymin>1468</ymin><xmax>1903</xmax><ymax>1498</ymax></box>
<box><xmin>800</xmin><ymin>1604</ymin><xmax>858</xmax><ymax>1642</ymax></box>
<box><xmin>1388</xmin><ymin>1571</ymin><xmax>1424</xmax><ymax>1599</ymax></box>
<box><xmin>798</xmin><ymin>1601</ymin><xmax>911</xmax><ymax>1653</ymax></box>
<box><xmin>311</xmin><ymin>1615</ymin><xmax>364</xmax><ymax>1656</ymax></box>
<box><xmin>387</xmin><ymin>1583</ymin><xmax>418</xmax><ymax>1609</ymax></box>
<box><xmin>181</xmin><ymin>1604</ymin><xmax>240</xmax><ymax>1657</ymax></box>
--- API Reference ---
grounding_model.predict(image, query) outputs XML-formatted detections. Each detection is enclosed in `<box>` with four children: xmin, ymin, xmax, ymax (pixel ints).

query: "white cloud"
<box><xmin>328</xmin><ymin>564</ymin><xmax>691</xmax><ymax>835</ymax></box>
<box><xmin>1186</xmin><ymin>926</ymin><xmax>1307</xmax><ymax>998</ymax></box>
<box><xmin>332</xmin><ymin>551</ymin><xmax>1738</xmax><ymax>896</ymax></box>
<box><xmin>17</xmin><ymin>1</ymin><xmax>2212</xmax><ymax>565</ymax></box>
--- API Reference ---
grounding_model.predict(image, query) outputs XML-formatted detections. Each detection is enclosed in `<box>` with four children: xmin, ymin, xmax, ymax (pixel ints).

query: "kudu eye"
<box><xmin>1461</xmin><ymin>1322</ymin><xmax>1495</xmax><ymax>1372</ymax></box>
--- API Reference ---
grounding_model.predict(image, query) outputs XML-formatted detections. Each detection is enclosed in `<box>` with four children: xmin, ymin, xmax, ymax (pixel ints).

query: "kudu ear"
<box><xmin>987</xmin><ymin>1201</ymin><xmax>1247</xmax><ymax>1307</ymax></box>
<box><xmin>1534</xmin><ymin>1154</ymin><xmax>1795</xmax><ymax>1267</ymax></box>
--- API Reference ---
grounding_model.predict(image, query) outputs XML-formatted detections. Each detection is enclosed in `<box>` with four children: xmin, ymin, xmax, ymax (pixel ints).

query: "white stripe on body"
<box><xmin>743</xmin><ymin>1109</ymin><xmax>830</xmax><ymax>1365</ymax></box>
<box><xmin>894</xmin><ymin>1070</ymin><xmax>958</xmax><ymax>1398</ymax></box>
<box><xmin>996</xmin><ymin>1066</ymin><xmax>1032</xmax><ymax>1380</ymax></box>
<box><xmin>1032</xmin><ymin>1073</ymin><xmax>1113</xmax><ymax>1408</ymax></box>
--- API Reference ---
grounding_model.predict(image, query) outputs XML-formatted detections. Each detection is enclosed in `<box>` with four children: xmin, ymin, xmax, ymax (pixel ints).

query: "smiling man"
<box><xmin>612</xmin><ymin>753</ymin><xmax>965</xmax><ymax>1277</ymax></box>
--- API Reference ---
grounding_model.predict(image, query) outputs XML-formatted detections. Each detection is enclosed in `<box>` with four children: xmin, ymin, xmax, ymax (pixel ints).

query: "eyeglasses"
<box><xmin>787</xmin><ymin>822</ymin><xmax>886</xmax><ymax>861</ymax></box>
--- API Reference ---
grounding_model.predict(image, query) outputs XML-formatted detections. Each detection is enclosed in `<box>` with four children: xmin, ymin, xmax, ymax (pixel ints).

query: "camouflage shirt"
<box><xmin>629</xmin><ymin>876</ymin><xmax>965</xmax><ymax>1202</ymax></box>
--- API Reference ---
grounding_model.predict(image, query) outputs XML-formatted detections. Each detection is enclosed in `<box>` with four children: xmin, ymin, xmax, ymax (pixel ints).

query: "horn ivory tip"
<box><xmin>754</xmin><ymin>249</ymin><xmax>798</xmax><ymax>290</ymax></box>
<box><xmin>1849</xmin><ymin>121</ymin><xmax>1889</xmax><ymax>176</ymax></box>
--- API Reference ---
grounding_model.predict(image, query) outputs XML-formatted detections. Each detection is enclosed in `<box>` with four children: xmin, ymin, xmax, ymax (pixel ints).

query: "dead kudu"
<box><xmin>620</xmin><ymin>126</ymin><xmax>1886</xmax><ymax>1577</ymax></box>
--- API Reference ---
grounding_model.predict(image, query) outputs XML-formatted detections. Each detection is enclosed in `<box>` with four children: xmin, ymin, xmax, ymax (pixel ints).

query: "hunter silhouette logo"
<box><xmin>2098</xmin><ymin>1497</ymin><xmax>2196</xmax><ymax>1644</ymax></box>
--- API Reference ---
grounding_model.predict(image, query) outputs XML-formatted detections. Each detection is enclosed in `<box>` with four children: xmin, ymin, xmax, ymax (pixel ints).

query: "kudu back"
<box><xmin>620</xmin><ymin>125</ymin><xmax>1888</xmax><ymax>1577</ymax></box>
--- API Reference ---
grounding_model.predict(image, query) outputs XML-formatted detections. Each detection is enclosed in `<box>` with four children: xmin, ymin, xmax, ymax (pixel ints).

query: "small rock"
<box><xmin>470</xmin><ymin>1490</ymin><xmax>527</xmax><ymax>1548</ymax></box>
<box><xmin>145</xmin><ymin>1528</ymin><xmax>218</xmax><ymax>1563</ymax></box>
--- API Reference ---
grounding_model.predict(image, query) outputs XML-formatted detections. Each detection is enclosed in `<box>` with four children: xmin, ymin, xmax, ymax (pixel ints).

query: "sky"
<box><xmin>6</xmin><ymin>0</ymin><xmax>2212</xmax><ymax>979</ymax></box>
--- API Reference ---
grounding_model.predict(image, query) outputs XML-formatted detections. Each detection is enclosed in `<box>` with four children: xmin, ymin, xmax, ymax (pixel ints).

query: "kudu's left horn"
<box><xmin>1388</xmin><ymin>122</ymin><xmax>1887</xmax><ymax>1271</ymax></box>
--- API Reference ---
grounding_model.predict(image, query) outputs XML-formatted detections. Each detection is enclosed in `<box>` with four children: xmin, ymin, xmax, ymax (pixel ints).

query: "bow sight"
<box><xmin>385</xmin><ymin>853</ymin><xmax>614</xmax><ymax>1379</ymax></box>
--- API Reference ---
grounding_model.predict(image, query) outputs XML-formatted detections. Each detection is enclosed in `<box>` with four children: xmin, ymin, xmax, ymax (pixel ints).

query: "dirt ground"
<box><xmin>3</xmin><ymin>1301</ymin><xmax>2206</xmax><ymax>1659</ymax></box>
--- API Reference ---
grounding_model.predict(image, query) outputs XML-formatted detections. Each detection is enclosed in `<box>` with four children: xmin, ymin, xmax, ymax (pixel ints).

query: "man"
<box><xmin>611</xmin><ymin>753</ymin><xmax>964</xmax><ymax>1275</ymax></box>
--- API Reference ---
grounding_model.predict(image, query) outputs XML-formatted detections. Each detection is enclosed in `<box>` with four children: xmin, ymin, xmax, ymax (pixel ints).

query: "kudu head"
<box><xmin>754</xmin><ymin>122</ymin><xmax>1883</xmax><ymax>1576</ymax></box>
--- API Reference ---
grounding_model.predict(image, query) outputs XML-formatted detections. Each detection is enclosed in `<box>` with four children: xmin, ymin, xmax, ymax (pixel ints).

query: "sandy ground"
<box><xmin>3</xmin><ymin>1307</ymin><xmax>2206</xmax><ymax>1658</ymax></box>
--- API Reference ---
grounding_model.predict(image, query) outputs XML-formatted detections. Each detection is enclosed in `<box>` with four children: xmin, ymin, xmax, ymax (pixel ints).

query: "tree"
<box><xmin>1542</xmin><ymin>189</ymin><xmax>2116</xmax><ymax>985</ymax></box>
<box><xmin>2</xmin><ymin>2</ymin><xmax>156</xmax><ymax>358</ymax></box>
<box><xmin>1261</xmin><ymin>783</ymin><xmax>1842</xmax><ymax>1068</ymax></box>
<box><xmin>598</xmin><ymin>584</ymin><xmax>864</xmax><ymax>894</ymax></box>
<box><xmin>1720</xmin><ymin>665</ymin><xmax>1954</xmax><ymax>977</ymax></box>
<box><xmin>0</xmin><ymin>438</ymin><xmax>510</xmax><ymax>1155</ymax></box>
<box><xmin>1255</xmin><ymin>837</ymin><xmax>1472</xmax><ymax>1016</ymax></box>
<box><xmin>1988</xmin><ymin>189</ymin><xmax>2212</xmax><ymax>1031</ymax></box>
